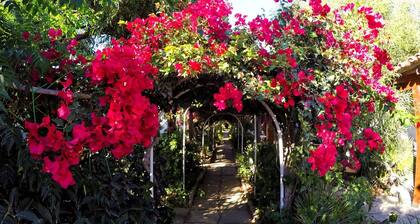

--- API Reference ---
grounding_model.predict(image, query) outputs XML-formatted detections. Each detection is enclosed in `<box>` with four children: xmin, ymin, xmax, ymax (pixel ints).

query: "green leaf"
<box><xmin>74</xmin><ymin>218</ymin><xmax>91</xmax><ymax>224</ymax></box>
<box><xmin>33</xmin><ymin>202</ymin><xmax>53</xmax><ymax>223</ymax></box>
<box><xmin>0</xmin><ymin>101</ymin><xmax>6</xmax><ymax>112</ymax></box>
<box><xmin>0</xmin><ymin>87</ymin><xmax>11</xmax><ymax>100</ymax></box>
<box><xmin>16</xmin><ymin>210</ymin><xmax>41</xmax><ymax>224</ymax></box>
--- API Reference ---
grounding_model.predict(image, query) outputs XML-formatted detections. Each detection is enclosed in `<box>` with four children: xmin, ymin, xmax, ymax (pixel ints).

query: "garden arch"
<box><xmin>178</xmin><ymin>100</ymin><xmax>286</xmax><ymax>209</ymax></box>
<box><xmin>15</xmin><ymin>1</ymin><xmax>398</xmax><ymax>221</ymax></box>
<box><xmin>258</xmin><ymin>100</ymin><xmax>285</xmax><ymax>209</ymax></box>
<box><xmin>201</xmin><ymin>112</ymin><xmax>244</xmax><ymax>153</ymax></box>
<box><xmin>181</xmin><ymin>110</ymin><xmax>244</xmax><ymax>190</ymax></box>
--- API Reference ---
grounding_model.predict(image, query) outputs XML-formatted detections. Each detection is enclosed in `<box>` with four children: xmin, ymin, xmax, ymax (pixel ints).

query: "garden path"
<box><xmin>182</xmin><ymin>142</ymin><xmax>252</xmax><ymax>224</ymax></box>
<box><xmin>368</xmin><ymin>196</ymin><xmax>420</xmax><ymax>223</ymax></box>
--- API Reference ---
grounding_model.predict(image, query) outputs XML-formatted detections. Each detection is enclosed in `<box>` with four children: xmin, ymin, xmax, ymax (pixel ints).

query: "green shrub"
<box><xmin>294</xmin><ymin>177</ymin><xmax>372</xmax><ymax>224</ymax></box>
<box><xmin>157</xmin><ymin>131</ymin><xmax>202</xmax><ymax>208</ymax></box>
<box><xmin>254</xmin><ymin>143</ymin><xmax>280</xmax><ymax>209</ymax></box>
<box><xmin>236</xmin><ymin>144</ymin><xmax>254</xmax><ymax>183</ymax></box>
<box><xmin>0</xmin><ymin>143</ymin><xmax>167</xmax><ymax>223</ymax></box>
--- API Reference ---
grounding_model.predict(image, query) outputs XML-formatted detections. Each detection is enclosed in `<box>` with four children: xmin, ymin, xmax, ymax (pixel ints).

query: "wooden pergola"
<box><xmin>395</xmin><ymin>53</ymin><xmax>420</xmax><ymax>205</ymax></box>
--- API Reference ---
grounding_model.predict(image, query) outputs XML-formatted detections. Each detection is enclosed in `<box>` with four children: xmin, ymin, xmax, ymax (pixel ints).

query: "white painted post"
<box><xmin>150</xmin><ymin>140</ymin><xmax>154</xmax><ymax>199</ymax></box>
<box><xmin>201</xmin><ymin>128</ymin><xmax>205</xmax><ymax>163</ymax></box>
<box><xmin>241</xmin><ymin>122</ymin><xmax>244</xmax><ymax>154</ymax></box>
<box><xmin>237</xmin><ymin>124</ymin><xmax>240</xmax><ymax>152</ymax></box>
<box><xmin>182</xmin><ymin>107</ymin><xmax>190</xmax><ymax>191</ymax></box>
<box><xmin>254</xmin><ymin>115</ymin><xmax>258</xmax><ymax>197</ymax></box>
<box><xmin>212</xmin><ymin>125</ymin><xmax>215</xmax><ymax>152</ymax></box>
<box><xmin>259</xmin><ymin>100</ymin><xmax>284</xmax><ymax>210</ymax></box>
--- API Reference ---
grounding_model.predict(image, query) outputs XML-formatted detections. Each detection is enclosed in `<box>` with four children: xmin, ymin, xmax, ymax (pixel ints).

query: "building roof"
<box><xmin>395</xmin><ymin>53</ymin><xmax>420</xmax><ymax>89</ymax></box>
<box><xmin>396</xmin><ymin>53</ymin><xmax>420</xmax><ymax>74</ymax></box>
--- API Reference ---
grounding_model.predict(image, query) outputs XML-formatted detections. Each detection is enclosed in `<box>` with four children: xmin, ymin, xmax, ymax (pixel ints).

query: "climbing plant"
<box><xmin>14</xmin><ymin>0</ymin><xmax>396</xmax><ymax>190</ymax></box>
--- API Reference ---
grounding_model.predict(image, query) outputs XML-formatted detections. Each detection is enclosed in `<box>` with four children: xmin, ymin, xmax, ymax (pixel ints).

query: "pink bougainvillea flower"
<box><xmin>111</xmin><ymin>143</ymin><xmax>134</xmax><ymax>159</ymax></box>
<box><xmin>41</xmin><ymin>48</ymin><xmax>61</xmax><ymax>61</ymax></box>
<box><xmin>358</xmin><ymin>6</ymin><xmax>384</xmax><ymax>30</ymax></box>
<box><xmin>174</xmin><ymin>63</ymin><xmax>184</xmax><ymax>74</ymax></box>
<box><xmin>290</xmin><ymin>18</ymin><xmax>305</xmax><ymax>35</ymax></box>
<box><xmin>22</xmin><ymin>0</ymin><xmax>395</xmax><ymax>188</ymax></box>
<box><xmin>22</xmin><ymin>31</ymin><xmax>30</xmax><ymax>41</ymax></box>
<box><xmin>58</xmin><ymin>89</ymin><xmax>73</xmax><ymax>104</ymax></box>
<box><xmin>213</xmin><ymin>82</ymin><xmax>243</xmax><ymax>112</ymax></box>
<box><xmin>188</xmin><ymin>60</ymin><xmax>201</xmax><ymax>72</ymax></box>
<box><xmin>373</xmin><ymin>46</ymin><xmax>391</xmax><ymax>65</ymax></box>
<box><xmin>48</xmin><ymin>28</ymin><xmax>63</xmax><ymax>40</ymax></box>
<box><xmin>66</xmin><ymin>39</ymin><xmax>78</xmax><ymax>55</ymax></box>
<box><xmin>69</xmin><ymin>123</ymin><xmax>90</xmax><ymax>145</ymax></box>
<box><xmin>309</xmin><ymin>0</ymin><xmax>330</xmax><ymax>17</ymax></box>
<box><xmin>355</xmin><ymin>139</ymin><xmax>367</xmax><ymax>153</ymax></box>
<box><xmin>57</xmin><ymin>103</ymin><xmax>71</xmax><ymax>120</ymax></box>
<box><xmin>308</xmin><ymin>143</ymin><xmax>337</xmax><ymax>176</ymax></box>
<box><xmin>43</xmin><ymin>157</ymin><xmax>76</xmax><ymax>189</ymax></box>
<box><xmin>366</xmin><ymin>101</ymin><xmax>375</xmax><ymax>112</ymax></box>
<box><xmin>60</xmin><ymin>76</ymin><xmax>73</xmax><ymax>89</ymax></box>
<box><xmin>363</xmin><ymin>128</ymin><xmax>384</xmax><ymax>152</ymax></box>
<box><xmin>25</xmin><ymin>116</ymin><xmax>65</xmax><ymax>157</ymax></box>
<box><xmin>77</xmin><ymin>54</ymin><xmax>87</xmax><ymax>64</ymax></box>
<box><xmin>234</xmin><ymin>13</ymin><xmax>247</xmax><ymax>26</ymax></box>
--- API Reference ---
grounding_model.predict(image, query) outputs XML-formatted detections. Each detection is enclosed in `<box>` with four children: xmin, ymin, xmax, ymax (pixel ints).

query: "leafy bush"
<box><xmin>0</xmin><ymin>142</ymin><xmax>170</xmax><ymax>223</ymax></box>
<box><xmin>254</xmin><ymin>144</ymin><xmax>280</xmax><ymax>208</ymax></box>
<box><xmin>236</xmin><ymin>142</ymin><xmax>283</xmax><ymax>222</ymax></box>
<box><xmin>294</xmin><ymin>177</ymin><xmax>372</xmax><ymax>224</ymax></box>
<box><xmin>236</xmin><ymin>139</ymin><xmax>376</xmax><ymax>223</ymax></box>
<box><xmin>362</xmin><ymin>91</ymin><xmax>414</xmax><ymax>187</ymax></box>
<box><xmin>157</xmin><ymin>131</ymin><xmax>202</xmax><ymax>207</ymax></box>
<box><xmin>236</xmin><ymin>146</ymin><xmax>253</xmax><ymax>184</ymax></box>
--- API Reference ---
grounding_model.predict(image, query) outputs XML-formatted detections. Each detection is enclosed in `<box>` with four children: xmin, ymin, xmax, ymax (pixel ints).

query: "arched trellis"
<box><xmin>179</xmin><ymin>102</ymin><xmax>285</xmax><ymax>209</ymax></box>
<box><xmin>258</xmin><ymin>100</ymin><xmax>285</xmax><ymax>210</ymax></box>
<box><xmin>180</xmin><ymin>110</ymin><xmax>245</xmax><ymax>189</ymax></box>
<box><xmin>201</xmin><ymin>112</ymin><xmax>244</xmax><ymax>153</ymax></box>
<box><xmin>253</xmin><ymin>114</ymin><xmax>257</xmax><ymax>197</ymax></box>
<box><xmin>181</xmin><ymin>107</ymin><xmax>190</xmax><ymax>191</ymax></box>
<box><xmin>171</xmin><ymin>83</ymin><xmax>284</xmax><ymax>209</ymax></box>
<box><xmin>150</xmin><ymin>139</ymin><xmax>154</xmax><ymax>199</ymax></box>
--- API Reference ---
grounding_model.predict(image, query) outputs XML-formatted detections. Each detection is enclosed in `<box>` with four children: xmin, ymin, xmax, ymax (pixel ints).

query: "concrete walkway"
<box><xmin>182</xmin><ymin>142</ymin><xmax>252</xmax><ymax>224</ymax></box>
<box><xmin>368</xmin><ymin>196</ymin><xmax>420</xmax><ymax>223</ymax></box>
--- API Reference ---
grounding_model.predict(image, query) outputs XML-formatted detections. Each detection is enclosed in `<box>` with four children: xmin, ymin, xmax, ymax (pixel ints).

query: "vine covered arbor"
<box><xmin>0</xmin><ymin>0</ymin><xmax>404</xmax><ymax>223</ymax></box>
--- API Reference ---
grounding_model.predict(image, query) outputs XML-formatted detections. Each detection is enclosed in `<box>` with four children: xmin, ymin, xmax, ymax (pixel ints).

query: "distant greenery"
<box><xmin>325</xmin><ymin>0</ymin><xmax>420</xmax><ymax>64</ymax></box>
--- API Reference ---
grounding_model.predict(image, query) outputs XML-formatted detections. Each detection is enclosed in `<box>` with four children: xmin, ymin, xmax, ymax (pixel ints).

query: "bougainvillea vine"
<box><xmin>22</xmin><ymin>0</ymin><xmax>396</xmax><ymax>187</ymax></box>
<box><xmin>213</xmin><ymin>82</ymin><xmax>243</xmax><ymax>112</ymax></box>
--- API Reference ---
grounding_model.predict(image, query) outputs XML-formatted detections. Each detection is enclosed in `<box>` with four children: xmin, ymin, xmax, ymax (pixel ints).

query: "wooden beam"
<box><xmin>412</xmin><ymin>84</ymin><xmax>420</xmax><ymax>205</ymax></box>
<box><xmin>13</xmin><ymin>84</ymin><xmax>91</xmax><ymax>99</ymax></box>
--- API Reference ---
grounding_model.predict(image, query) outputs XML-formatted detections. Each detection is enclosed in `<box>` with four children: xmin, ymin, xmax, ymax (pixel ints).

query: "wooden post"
<box><xmin>413</xmin><ymin>84</ymin><xmax>420</xmax><ymax>205</ymax></box>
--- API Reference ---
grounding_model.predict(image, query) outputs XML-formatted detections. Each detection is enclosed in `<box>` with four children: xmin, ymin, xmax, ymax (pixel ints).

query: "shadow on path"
<box><xmin>183</xmin><ymin>142</ymin><xmax>252</xmax><ymax>224</ymax></box>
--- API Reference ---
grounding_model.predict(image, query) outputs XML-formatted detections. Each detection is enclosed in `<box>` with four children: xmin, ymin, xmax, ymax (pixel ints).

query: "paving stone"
<box><xmin>174</xmin><ymin>208</ymin><xmax>189</xmax><ymax>224</ymax></box>
<box><xmin>219</xmin><ymin>207</ymin><xmax>252</xmax><ymax>224</ymax></box>
<box><xmin>194</xmin><ymin>198</ymin><xmax>221</xmax><ymax>209</ymax></box>
<box><xmin>219</xmin><ymin>192</ymin><xmax>244</xmax><ymax>202</ymax></box>
<box><xmin>368</xmin><ymin>196</ymin><xmax>420</xmax><ymax>223</ymax></box>
<box><xmin>203</xmin><ymin>191</ymin><xmax>220</xmax><ymax>200</ymax></box>
<box><xmin>219</xmin><ymin>186</ymin><xmax>243</xmax><ymax>196</ymax></box>
<box><xmin>185</xmin><ymin>209</ymin><xmax>221</xmax><ymax>223</ymax></box>
<box><xmin>220</xmin><ymin>179</ymin><xmax>241</xmax><ymax>189</ymax></box>
<box><xmin>221</xmin><ymin>166</ymin><xmax>237</xmax><ymax>176</ymax></box>
<box><xmin>182</xmin><ymin>141</ymin><xmax>252</xmax><ymax>224</ymax></box>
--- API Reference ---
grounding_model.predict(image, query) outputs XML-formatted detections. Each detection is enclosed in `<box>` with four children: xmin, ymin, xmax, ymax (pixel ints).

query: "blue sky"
<box><xmin>228</xmin><ymin>0</ymin><xmax>280</xmax><ymax>24</ymax></box>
